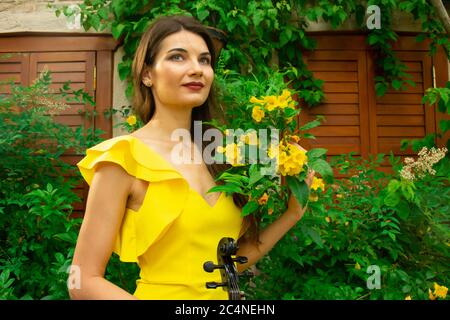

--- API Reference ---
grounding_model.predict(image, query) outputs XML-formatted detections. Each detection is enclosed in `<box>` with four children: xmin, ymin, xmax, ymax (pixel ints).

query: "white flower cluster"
<box><xmin>399</xmin><ymin>146</ymin><xmax>448</xmax><ymax>181</ymax></box>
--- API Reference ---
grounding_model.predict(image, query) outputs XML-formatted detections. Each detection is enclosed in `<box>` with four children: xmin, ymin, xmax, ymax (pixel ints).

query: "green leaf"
<box><xmin>309</xmin><ymin>158</ymin><xmax>333</xmax><ymax>179</ymax></box>
<box><xmin>133</xmin><ymin>18</ymin><xmax>149</xmax><ymax>33</ymax></box>
<box><xmin>280</xmin><ymin>28</ymin><xmax>292</xmax><ymax>46</ymax></box>
<box><xmin>368</xmin><ymin>34</ymin><xmax>379</xmax><ymax>46</ymax></box>
<box><xmin>283</xmin><ymin>107</ymin><xmax>297</xmax><ymax>118</ymax></box>
<box><xmin>98</xmin><ymin>7</ymin><xmax>109</xmax><ymax>20</ymax></box>
<box><xmin>249</xmin><ymin>164</ymin><xmax>263</xmax><ymax>185</ymax></box>
<box><xmin>387</xmin><ymin>179</ymin><xmax>401</xmax><ymax>193</ymax></box>
<box><xmin>118</xmin><ymin>61</ymin><xmax>131</xmax><ymax>80</ymax></box>
<box><xmin>242</xmin><ymin>200</ymin><xmax>259</xmax><ymax>217</ymax></box>
<box><xmin>439</xmin><ymin>119</ymin><xmax>450</xmax><ymax>133</ymax></box>
<box><xmin>303</xmin><ymin>133</ymin><xmax>316</xmax><ymax>139</ymax></box>
<box><xmin>307</xmin><ymin>148</ymin><xmax>327</xmax><ymax>160</ymax></box>
<box><xmin>375</xmin><ymin>82</ymin><xmax>388</xmax><ymax>96</ymax></box>
<box><xmin>207</xmin><ymin>184</ymin><xmax>242</xmax><ymax>194</ymax></box>
<box><xmin>438</xmin><ymin>99</ymin><xmax>447</xmax><ymax>114</ymax></box>
<box><xmin>112</xmin><ymin>23</ymin><xmax>126</xmax><ymax>39</ymax></box>
<box><xmin>197</xmin><ymin>9</ymin><xmax>209</xmax><ymax>21</ymax></box>
<box><xmin>299</xmin><ymin>119</ymin><xmax>321</xmax><ymax>131</ymax></box>
<box><xmin>401</xmin><ymin>285</ymin><xmax>411</xmax><ymax>293</ymax></box>
<box><xmin>89</xmin><ymin>14</ymin><xmax>101</xmax><ymax>31</ymax></box>
<box><xmin>301</xmin><ymin>225</ymin><xmax>323</xmax><ymax>247</ymax></box>
<box><xmin>225</xmin><ymin>19</ymin><xmax>238</xmax><ymax>32</ymax></box>
<box><xmin>384</xmin><ymin>192</ymin><xmax>400</xmax><ymax>207</ymax></box>
<box><xmin>53</xmin><ymin>233</ymin><xmax>74</xmax><ymax>243</ymax></box>
<box><xmin>252</xmin><ymin>9</ymin><xmax>265</xmax><ymax>27</ymax></box>
<box><xmin>392</xmin><ymin>79</ymin><xmax>402</xmax><ymax>90</ymax></box>
<box><xmin>286</xmin><ymin>175</ymin><xmax>309</xmax><ymax>207</ymax></box>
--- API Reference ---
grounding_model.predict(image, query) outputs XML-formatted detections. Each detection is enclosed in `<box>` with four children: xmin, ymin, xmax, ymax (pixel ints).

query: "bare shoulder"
<box><xmin>94</xmin><ymin>161</ymin><xmax>134</xmax><ymax>183</ymax></box>
<box><xmin>88</xmin><ymin>162</ymin><xmax>135</xmax><ymax>207</ymax></box>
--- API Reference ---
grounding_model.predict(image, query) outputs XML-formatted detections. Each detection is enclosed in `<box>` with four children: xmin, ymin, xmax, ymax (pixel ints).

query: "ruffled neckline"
<box><xmin>127</xmin><ymin>135</ymin><xmax>224</xmax><ymax>209</ymax></box>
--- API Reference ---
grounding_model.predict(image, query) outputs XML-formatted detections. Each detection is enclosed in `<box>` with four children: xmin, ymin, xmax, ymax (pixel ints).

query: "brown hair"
<box><xmin>131</xmin><ymin>15</ymin><xmax>260</xmax><ymax>243</ymax></box>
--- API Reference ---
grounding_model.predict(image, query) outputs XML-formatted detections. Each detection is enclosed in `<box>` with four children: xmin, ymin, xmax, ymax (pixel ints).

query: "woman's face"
<box><xmin>144</xmin><ymin>30</ymin><xmax>214</xmax><ymax>110</ymax></box>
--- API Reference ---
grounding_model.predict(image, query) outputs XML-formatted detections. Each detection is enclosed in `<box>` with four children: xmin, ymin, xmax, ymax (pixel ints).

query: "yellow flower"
<box><xmin>405</xmin><ymin>295</ymin><xmax>412</xmax><ymax>300</ymax></box>
<box><xmin>276</xmin><ymin>89</ymin><xmax>293</xmax><ymax>109</ymax></box>
<box><xmin>309</xmin><ymin>193</ymin><xmax>319</xmax><ymax>202</ymax></box>
<box><xmin>433</xmin><ymin>283</ymin><xmax>448</xmax><ymax>299</ymax></box>
<box><xmin>268</xmin><ymin>208</ymin><xmax>274</xmax><ymax>215</ymax></box>
<box><xmin>345</xmin><ymin>221</ymin><xmax>349</xmax><ymax>226</ymax></box>
<box><xmin>252</xmin><ymin>105</ymin><xmax>265</xmax><ymax>122</ymax></box>
<box><xmin>250</xmin><ymin>96</ymin><xmax>264</xmax><ymax>104</ymax></box>
<box><xmin>355</xmin><ymin>262</ymin><xmax>361</xmax><ymax>270</ymax></box>
<box><xmin>290</xmin><ymin>135</ymin><xmax>300</xmax><ymax>143</ymax></box>
<box><xmin>311</xmin><ymin>177</ymin><xmax>325</xmax><ymax>192</ymax></box>
<box><xmin>258</xmin><ymin>193</ymin><xmax>269</xmax><ymax>205</ymax></box>
<box><xmin>263</xmin><ymin>95</ymin><xmax>278</xmax><ymax>111</ymax></box>
<box><xmin>281</xmin><ymin>89</ymin><xmax>292</xmax><ymax>100</ymax></box>
<box><xmin>126</xmin><ymin>115</ymin><xmax>137</xmax><ymax>126</ymax></box>
<box><xmin>429</xmin><ymin>289</ymin><xmax>436</xmax><ymax>300</ymax></box>
<box><xmin>278</xmin><ymin>143</ymin><xmax>308</xmax><ymax>176</ymax></box>
<box><xmin>325</xmin><ymin>216</ymin><xmax>331</xmax><ymax>223</ymax></box>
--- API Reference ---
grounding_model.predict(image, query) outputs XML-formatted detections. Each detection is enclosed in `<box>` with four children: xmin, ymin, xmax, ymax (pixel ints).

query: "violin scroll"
<box><xmin>203</xmin><ymin>237</ymin><xmax>251</xmax><ymax>300</ymax></box>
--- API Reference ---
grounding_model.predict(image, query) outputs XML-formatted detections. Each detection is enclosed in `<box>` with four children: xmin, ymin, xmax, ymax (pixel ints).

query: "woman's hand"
<box><xmin>285</xmin><ymin>142</ymin><xmax>315</xmax><ymax>222</ymax></box>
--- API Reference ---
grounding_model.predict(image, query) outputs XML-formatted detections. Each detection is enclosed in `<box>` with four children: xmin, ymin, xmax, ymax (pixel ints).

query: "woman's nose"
<box><xmin>188</xmin><ymin>60</ymin><xmax>203</xmax><ymax>76</ymax></box>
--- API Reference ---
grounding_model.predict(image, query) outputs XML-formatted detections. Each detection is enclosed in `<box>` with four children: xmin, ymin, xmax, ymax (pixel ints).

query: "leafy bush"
<box><xmin>0</xmin><ymin>70</ymin><xmax>107</xmax><ymax>299</ymax></box>
<box><xmin>245</xmin><ymin>151</ymin><xmax>449</xmax><ymax>300</ymax></box>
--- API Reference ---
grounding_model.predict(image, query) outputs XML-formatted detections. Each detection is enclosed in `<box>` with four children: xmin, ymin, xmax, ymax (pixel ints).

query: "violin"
<box><xmin>203</xmin><ymin>237</ymin><xmax>251</xmax><ymax>300</ymax></box>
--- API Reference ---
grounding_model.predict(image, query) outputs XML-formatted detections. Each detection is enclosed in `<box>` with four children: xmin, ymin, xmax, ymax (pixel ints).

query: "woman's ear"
<box><xmin>142</xmin><ymin>68</ymin><xmax>153</xmax><ymax>87</ymax></box>
<box><xmin>142</xmin><ymin>76</ymin><xmax>152</xmax><ymax>87</ymax></box>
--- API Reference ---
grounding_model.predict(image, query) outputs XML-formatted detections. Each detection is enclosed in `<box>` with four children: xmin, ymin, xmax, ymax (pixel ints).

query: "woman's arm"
<box><xmin>69</xmin><ymin>162</ymin><xmax>138</xmax><ymax>300</ymax></box>
<box><xmin>236</xmin><ymin>143</ymin><xmax>315</xmax><ymax>273</ymax></box>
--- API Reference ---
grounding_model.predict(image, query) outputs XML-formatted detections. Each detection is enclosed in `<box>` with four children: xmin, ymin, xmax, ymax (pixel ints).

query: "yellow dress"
<box><xmin>76</xmin><ymin>135</ymin><xmax>244</xmax><ymax>300</ymax></box>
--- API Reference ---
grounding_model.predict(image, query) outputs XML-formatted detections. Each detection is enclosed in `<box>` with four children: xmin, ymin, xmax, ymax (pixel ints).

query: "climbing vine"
<box><xmin>54</xmin><ymin>0</ymin><xmax>449</xmax><ymax>102</ymax></box>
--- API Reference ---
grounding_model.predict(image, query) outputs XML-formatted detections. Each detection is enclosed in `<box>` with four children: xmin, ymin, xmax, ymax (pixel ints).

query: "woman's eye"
<box><xmin>200</xmin><ymin>57</ymin><xmax>211</xmax><ymax>64</ymax></box>
<box><xmin>169</xmin><ymin>54</ymin><xmax>184</xmax><ymax>61</ymax></box>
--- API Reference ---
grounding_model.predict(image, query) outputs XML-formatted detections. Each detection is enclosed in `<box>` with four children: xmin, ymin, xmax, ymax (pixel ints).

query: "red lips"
<box><xmin>182</xmin><ymin>82</ymin><xmax>204</xmax><ymax>90</ymax></box>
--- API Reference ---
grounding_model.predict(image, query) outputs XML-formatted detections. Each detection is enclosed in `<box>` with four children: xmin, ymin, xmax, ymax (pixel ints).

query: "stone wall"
<box><xmin>0</xmin><ymin>0</ymin><xmax>89</xmax><ymax>33</ymax></box>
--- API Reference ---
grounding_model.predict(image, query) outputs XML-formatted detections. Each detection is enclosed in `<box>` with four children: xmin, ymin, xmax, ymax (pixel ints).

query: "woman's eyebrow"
<box><xmin>167</xmin><ymin>48</ymin><xmax>211</xmax><ymax>56</ymax></box>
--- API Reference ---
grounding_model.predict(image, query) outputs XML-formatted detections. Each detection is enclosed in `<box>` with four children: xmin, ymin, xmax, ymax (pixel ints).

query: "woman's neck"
<box><xmin>142</xmin><ymin>106</ymin><xmax>193</xmax><ymax>142</ymax></box>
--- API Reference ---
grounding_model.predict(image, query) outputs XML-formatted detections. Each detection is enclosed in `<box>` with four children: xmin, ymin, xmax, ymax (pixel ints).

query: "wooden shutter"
<box><xmin>0</xmin><ymin>53</ymin><xmax>30</xmax><ymax>93</ymax></box>
<box><xmin>367</xmin><ymin>50</ymin><xmax>435</xmax><ymax>175</ymax></box>
<box><xmin>302</xmin><ymin>34</ymin><xmax>447</xmax><ymax>178</ymax></box>
<box><xmin>0</xmin><ymin>35</ymin><xmax>116</xmax><ymax>217</ymax></box>
<box><xmin>28</xmin><ymin>52</ymin><xmax>96</xmax><ymax>215</ymax></box>
<box><xmin>29</xmin><ymin>52</ymin><xmax>95</xmax><ymax>129</ymax></box>
<box><xmin>302</xmin><ymin>36</ymin><xmax>370</xmax><ymax>177</ymax></box>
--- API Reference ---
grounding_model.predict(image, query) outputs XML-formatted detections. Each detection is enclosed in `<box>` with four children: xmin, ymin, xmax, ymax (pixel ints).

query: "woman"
<box><xmin>69</xmin><ymin>14</ymin><xmax>314</xmax><ymax>300</ymax></box>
